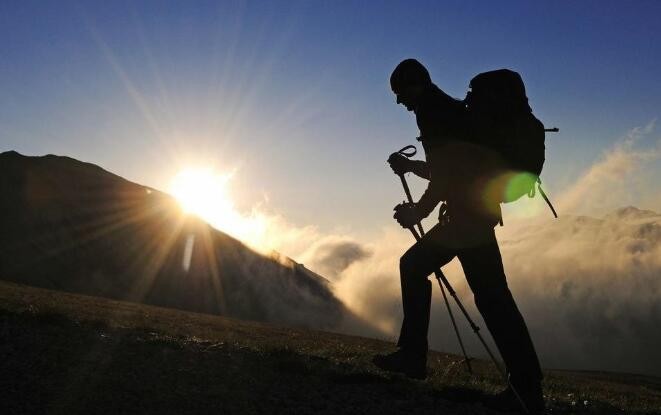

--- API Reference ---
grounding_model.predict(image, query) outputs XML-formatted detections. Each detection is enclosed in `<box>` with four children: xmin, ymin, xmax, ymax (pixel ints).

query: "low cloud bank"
<box><xmin>301</xmin><ymin>236</ymin><xmax>372</xmax><ymax>280</ymax></box>
<box><xmin>303</xmin><ymin>229</ymin><xmax>410</xmax><ymax>335</ymax></box>
<box><xmin>298</xmin><ymin>209</ymin><xmax>661</xmax><ymax>376</ymax></box>
<box><xmin>496</xmin><ymin>208</ymin><xmax>661</xmax><ymax>376</ymax></box>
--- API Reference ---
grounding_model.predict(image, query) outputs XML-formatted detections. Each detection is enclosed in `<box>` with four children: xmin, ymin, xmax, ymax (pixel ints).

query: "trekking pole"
<box><xmin>392</xmin><ymin>145</ymin><xmax>530</xmax><ymax>414</ymax></box>
<box><xmin>392</xmin><ymin>146</ymin><xmax>425</xmax><ymax>238</ymax></box>
<box><xmin>391</xmin><ymin>145</ymin><xmax>472</xmax><ymax>375</ymax></box>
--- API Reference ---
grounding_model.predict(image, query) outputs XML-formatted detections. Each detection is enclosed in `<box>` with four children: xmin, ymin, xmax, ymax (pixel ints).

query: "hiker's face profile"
<box><xmin>393</xmin><ymin>84</ymin><xmax>424</xmax><ymax>111</ymax></box>
<box><xmin>394</xmin><ymin>88</ymin><xmax>417</xmax><ymax>111</ymax></box>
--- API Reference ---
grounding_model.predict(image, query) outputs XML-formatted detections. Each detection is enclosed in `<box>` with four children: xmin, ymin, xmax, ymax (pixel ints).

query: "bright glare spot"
<box><xmin>170</xmin><ymin>168</ymin><xmax>230</xmax><ymax>214</ymax></box>
<box><xmin>169</xmin><ymin>168</ymin><xmax>268</xmax><ymax>249</ymax></box>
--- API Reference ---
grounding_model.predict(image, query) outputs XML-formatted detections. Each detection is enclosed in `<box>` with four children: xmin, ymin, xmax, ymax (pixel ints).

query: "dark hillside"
<box><xmin>0</xmin><ymin>151</ymin><xmax>367</xmax><ymax>332</ymax></box>
<box><xmin>1</xmin><ymin>281</ymin><xmax>660</xmax><ymax>414</ymax></box>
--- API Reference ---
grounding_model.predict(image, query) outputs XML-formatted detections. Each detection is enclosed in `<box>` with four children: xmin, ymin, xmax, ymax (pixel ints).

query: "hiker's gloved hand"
<box><xmin>387</xmin><ymin>152</ymin><xmax>412</xmax><ymax>175</ymax></box>
<box><xmin>393</xmin><ymin>202</ymin><xmax>420</xmax><ymax>229</ymax></box>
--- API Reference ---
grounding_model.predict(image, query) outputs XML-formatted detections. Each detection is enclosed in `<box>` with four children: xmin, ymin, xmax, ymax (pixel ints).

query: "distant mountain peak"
<box><xmin>0</xmin><ymin>152</ymin><xmax>367</xmax><ymax>332</ymax></box>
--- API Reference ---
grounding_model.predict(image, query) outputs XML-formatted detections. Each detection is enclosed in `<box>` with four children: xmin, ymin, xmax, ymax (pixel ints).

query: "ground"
<box><xmin>1</xmin><ymin>280</ymin><xmax>660</xmax><ymax>414</ymax></box>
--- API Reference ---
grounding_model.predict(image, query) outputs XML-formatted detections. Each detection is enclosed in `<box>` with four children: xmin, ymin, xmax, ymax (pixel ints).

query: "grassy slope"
<box><xmin>1</xmin><ymin>280</ymin><xmax>659</xmax><ymax>414</ymax></box>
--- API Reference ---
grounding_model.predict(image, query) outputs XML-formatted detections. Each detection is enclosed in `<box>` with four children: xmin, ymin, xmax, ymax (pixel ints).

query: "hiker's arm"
<box><xmin>388</xmin><ymin>154</ymin><xmax>430</xmax><ymax>180</ymax></box>
<box><xmin>392</xmin><ymin>176</ymin><xmax>443</xmax><ymax>227</ymax></box>
<box><xmin>408</xmin><ymin>160</ymin><xmax>430</xmax><ymax>179</ymax></box>
<box><xmin>415</xmin><ymin>181</ymin><xmax>443</xmax><ymax>219</ymax></box>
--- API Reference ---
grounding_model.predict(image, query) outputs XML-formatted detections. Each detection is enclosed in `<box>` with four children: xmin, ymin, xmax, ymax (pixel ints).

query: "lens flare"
<box><xmin>482</xmin><ymin>171</ymin><xmax>544</xmax><ymax>218</ymax></box>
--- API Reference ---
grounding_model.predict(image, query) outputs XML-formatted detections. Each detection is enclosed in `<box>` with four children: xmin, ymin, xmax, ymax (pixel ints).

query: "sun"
<box><xmin>170</xmin><ymin>168</ymin><xmax>232</xmax><ymax>215</ymax></box>
<box><xmin>169</xmin><ymin>167</ymin><xmax>267</xmax><ymax>247</ymax></box>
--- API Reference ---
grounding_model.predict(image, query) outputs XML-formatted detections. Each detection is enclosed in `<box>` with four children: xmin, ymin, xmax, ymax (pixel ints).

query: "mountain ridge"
<box><xmin>0</xmin><ymin>150</ymin><xmax>372</xmax><ymax>334</ymax></box>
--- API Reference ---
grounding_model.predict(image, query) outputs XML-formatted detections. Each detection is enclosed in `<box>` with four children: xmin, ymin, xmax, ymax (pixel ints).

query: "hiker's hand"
<box><xmin>388</xmin><ymin>152</ymin><xmax>412</xmax><ymax>175</ymax></box>
<box><xmin>393</xmin><ymin>202</ymin><xmax>420</xmax><ymax>229</ymax></box>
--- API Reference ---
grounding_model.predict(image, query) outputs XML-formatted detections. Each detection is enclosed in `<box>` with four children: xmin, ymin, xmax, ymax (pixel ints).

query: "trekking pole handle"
<box><xmin>387</xmin><ymin>145</ymin><xmax>417</xmax><ymax>174</ymax></box>
<box><xmin>396</xmin><ymin>144</ymin><xmax>417</xmax><ymax>158</ymax></box>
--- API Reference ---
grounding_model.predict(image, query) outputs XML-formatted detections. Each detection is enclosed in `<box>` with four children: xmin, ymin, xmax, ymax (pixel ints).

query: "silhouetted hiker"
<box><xmin>372</xmin><ymin>59</ymin><xmax>544</xmax><ymax>413</ymax></box>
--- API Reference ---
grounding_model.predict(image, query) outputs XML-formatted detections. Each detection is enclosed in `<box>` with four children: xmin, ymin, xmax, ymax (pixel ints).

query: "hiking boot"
<box><xmin>372</xmin><ymin>349</ymin><xmax>427</xmax><ymax>379</ymax></box>
<box><xmin>484</xmin><ymin>384</ymin><xmax>545</xmax><ymax>414</ymax></box>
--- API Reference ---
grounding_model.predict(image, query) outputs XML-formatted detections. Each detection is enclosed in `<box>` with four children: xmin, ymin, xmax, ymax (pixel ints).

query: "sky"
<box><xmin>1</xmin><ymin>0</ymin><xmax>661</xmax><ymax>376</ymax></box>
<box><xmin>2</xmin><ymin>0</ymin><xmax>660</xmax><ymax>240</ymax></box>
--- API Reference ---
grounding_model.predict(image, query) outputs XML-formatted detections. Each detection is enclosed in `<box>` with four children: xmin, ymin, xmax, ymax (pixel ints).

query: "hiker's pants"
<box><xmin>396</xmin><ymin>219</ymin><xmax>543</xmax><ymax>385</ymax></box>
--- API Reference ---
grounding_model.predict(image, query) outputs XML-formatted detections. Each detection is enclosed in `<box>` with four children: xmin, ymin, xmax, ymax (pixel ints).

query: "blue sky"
<box><xmin>1</xmin><ymin>0</ymin><xmax>660</xmax><ymax>236</ymax></box>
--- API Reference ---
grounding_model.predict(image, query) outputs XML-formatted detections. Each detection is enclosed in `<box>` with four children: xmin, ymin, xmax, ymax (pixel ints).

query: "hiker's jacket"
<box><xmin>415</xmin><ymin>84</ymin><xmax>502</xmax><ymax>225</ymax></box>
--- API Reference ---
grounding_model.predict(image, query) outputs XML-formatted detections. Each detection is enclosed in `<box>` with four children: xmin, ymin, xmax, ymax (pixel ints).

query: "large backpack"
<box><xmin>465</xmin><ymin>69</ymin><xmax>557</xmax><ymax>217</ymax></box>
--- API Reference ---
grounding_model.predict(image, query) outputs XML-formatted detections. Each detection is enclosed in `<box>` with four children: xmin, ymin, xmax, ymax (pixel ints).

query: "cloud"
<box><xmin>494</xmin><ymin>207</ymin><xmax>661</xmax><ymax>376</ymax></box>
<box><xmin>324</xmin><ymin>228</ymin><xmax>412</xmax><ymax>335</ymax></box>
<box><xmin>297</xmin><ymin>207</ymin><xmax>661</xmax><ymax>377</ymax></box>
<box><xmin>556</xmin><ymin>120</ymin><xmax>660</xmax><ymax>215</ymax></box>
<box><xmin>300</xmin><ymin>236</ymin><xmax>372</xmax><ymax>279</ymax></box>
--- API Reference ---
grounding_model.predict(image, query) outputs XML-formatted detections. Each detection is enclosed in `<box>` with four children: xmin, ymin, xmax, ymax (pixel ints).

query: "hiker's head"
<box><xmin>390</xmin><ymin>59</ymin><xmax>432</xmax><ymax>111</ymax></box>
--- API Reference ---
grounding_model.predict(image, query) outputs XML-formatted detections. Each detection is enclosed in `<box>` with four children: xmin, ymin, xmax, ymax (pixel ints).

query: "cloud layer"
<box><xmin>298</xmin><ymin>208</ymin><xmax>661</xmax><ymax>377</ymax></box>
<box><xmin>496</xmin><ymin>208</ymin><xmax>661</xmax><ymax>376</ymax></box>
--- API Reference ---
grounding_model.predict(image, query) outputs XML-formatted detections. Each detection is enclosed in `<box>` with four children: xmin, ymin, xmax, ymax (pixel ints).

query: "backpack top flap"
<box><xmin>466</xmin><ymin>69</ymin><xmax>531</xmax><ymax>115</ymax></box>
